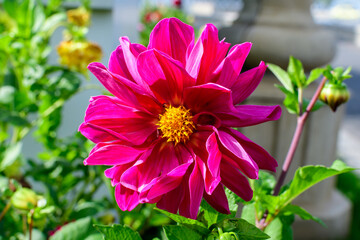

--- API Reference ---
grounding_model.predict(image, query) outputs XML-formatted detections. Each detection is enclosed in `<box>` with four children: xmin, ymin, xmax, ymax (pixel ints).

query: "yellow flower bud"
<box><xmin>11</xmin><ymin>188</ymin><xmax>39</xmax><ymax>210</ymax></box>
<box><xmin>319</xmin><ymin>83</ymin><xmax>350</xmax><ymax>112</ymax></box>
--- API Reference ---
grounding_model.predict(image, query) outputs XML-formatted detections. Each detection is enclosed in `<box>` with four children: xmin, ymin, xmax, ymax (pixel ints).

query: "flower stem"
<box><xmin>272</xmin><ymin>77</ymin><xmax>327</xmax><ymax>195</ymax></box>
<box><xmin>256</xmin><ymin>77</ymin><xmax>328</xmax><ymax>231</ymax></box>
<box><xmin>29</xmin><ymin>209</ymin><xmax>34</xmax><ymax>240</ymax></box>
<box><xmin>0</xmin><ymin>201</ymin><xmax>11</xmax><ymax>222</ymax></box>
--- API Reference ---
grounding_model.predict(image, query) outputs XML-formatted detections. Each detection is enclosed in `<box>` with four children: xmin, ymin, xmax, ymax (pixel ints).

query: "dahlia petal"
<box><xmin>186</xmin><ymin>24</ymin><xmax>231</xmax><ymax>84</ymax></box>
<box><xmin>187</xmin><ymin>162</ymin><xmax>204</xmax><ymax>219</ymax></box>
<box><xmin>206</xmin><ymin>132</ymin><xmax>222</xmax><ymax>178</ymax></box>
<box><xmin>224</xmin><ymin>128</ymin><xmax>278</xmax><ymax>172</ymax></box>
<box><xmin>84</xmin><ymin>141</ymin><xmax>145</xmax><ymax>166</ymax></box>
<box><xmin>121</xmin><ymin>141</ymin><xmax>190</xmax><ymax>192</ymax></box>
<box><xmin>156</xmin><ymin>186</ymin><xmax>184</xmax><ymax>214</ymax></box>
<box><xmin>88</xmin><ymin>62</ymin><xmax>138</xmax><ymax>103</ymax></box>
<box><xmin>216</xmin><ymin>42</ymin><xmax>252</xmax><ymax>87</ymax></box>
<box><xmin>140</xmin><ymin>162</ymin><xmax>192</xmax><ymax>201</ymax></box>
<box><xmin>104</xmin><ymin>163</ymin><xmax>134</xmax><ymax>187</ymax></box>
<box><xmin>80</xmin><ymin>94</ymin><xmax>158</xmax><ymax>145</ymax></box>
<box><xmin>220</xmin><ymin>161</ymin><xmax>253</xmax><ymax>201</ymax></box>
<box><xmin>108</xmin><ymin>45</ymin><xmax>134</xmax><ymax>81</ymax></box>
<box><xmin>83</xmin><ymin>95</ymin><xmax>144</xmax><ymax>122</ymax></box>
<box><xmin>203</xmin><ymin>184</ymin><xmax>230</xmax><ymax>215</ymax></box>
<box><xmin>219</xmin><ymin>104</ymin><xmax>282</xmax><ymax>128</ymax></box>
<box><xmin>119</xmin><ymin>37</ymin><xmax>149</xmax><ymax>88</ymax></box>
<box><xmin>115</xmin><ymin>184</ymin><xmax>140</xmax><ymax>211</ymax></box>
<box><xmin>184</xmin><ymin>83</ymin><xmax>234</xmax><ymax>114</ymax></box>
<box><xmin>138</xmin><ymin>49</ymin><xmax>195</xmax><ymax>105</ymax></box>
<box><xmin>231</xmin><ymin>61</ymin><xmax>267</xmax><ymax>104</ymax></box>
<box><xmin>79</xmin><ymin>122</ymin><xmax>122</xmax><ymax>143</ymax></box>
<box><xmin>217</xmin><ymin>130</ymin><xmax>259</xmax><ymax>179</ymax></box>
<box><xmin>148</xmin><ymin>18</ymin><xmax>194</xmax><ymax>65</ymax></box>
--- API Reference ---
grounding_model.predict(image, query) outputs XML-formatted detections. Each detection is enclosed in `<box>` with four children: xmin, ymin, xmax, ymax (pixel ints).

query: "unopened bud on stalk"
<box><xmin>11</xmin><ymin>188</ymin><xmax>39</xmax><ymax>210</ymax></box>
<box><xmin>319</xmin><ymin>83</ymin><xmax>350</xmax><ymax>112</ymax></box>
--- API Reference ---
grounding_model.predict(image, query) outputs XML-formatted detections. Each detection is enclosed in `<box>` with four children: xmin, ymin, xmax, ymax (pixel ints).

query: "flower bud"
<box><xmin>11</xmin><ymin>188</ymin><xmax>38</xmax><ymax>210</ymax></box>
<box><xmin>319</xmin><ymin>83</ymin><xmax>350</xmax><ymax>112</ymax></box>
<box><xmin>220</xmin><ymin>232</ymin><xmax>238</xmax><ymax>240</ymax></box>
<box><xmin>67</xmin><ymin>7</ymin><xmax>90</xmax><ymax>27</ymax></box>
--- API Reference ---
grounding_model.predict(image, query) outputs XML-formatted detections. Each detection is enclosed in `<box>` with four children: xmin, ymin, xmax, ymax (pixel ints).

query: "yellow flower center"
<box><xmin>157</xmin><ymin>105</ymin><xmax>195</xmax><ymax>145</ymax></box>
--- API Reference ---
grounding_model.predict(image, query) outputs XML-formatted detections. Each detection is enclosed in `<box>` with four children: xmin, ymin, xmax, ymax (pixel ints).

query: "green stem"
<box><xmin>0</xmin><ymin>201</ymin><xmax>11</xmax><ymax>222</ymax></box>
<box><xmin>298</xmin><ymin>87</ymin><xmax>303</xmax><ymax>116</ymax></box>
<box><xmin>18</xmin><ymin>98</ymin><xmax>65</xmax><ymax>140</ymax></box>
<box><xmin>29</xmin><ymin>209</ymin><xmax>34</xmax><ymax>240</ymax></box>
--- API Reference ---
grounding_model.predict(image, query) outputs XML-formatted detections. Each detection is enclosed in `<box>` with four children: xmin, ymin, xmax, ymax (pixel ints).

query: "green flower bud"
<box><xmin>220</xmin><ymin>232</ymin><xmax>239</xmax><ymax>240</ymax></box>
<box><xmin>319</xmin><ymin>83</ymin><xmax>350</xmax><ymax>112</ymax></box>
<box><xmin>11</xmin><ymin>188</ymin><xmax>38</xmax><ymax>210</ymax></box>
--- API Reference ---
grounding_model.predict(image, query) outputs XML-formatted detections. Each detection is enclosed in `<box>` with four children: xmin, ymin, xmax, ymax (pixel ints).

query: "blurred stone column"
<box><xmin>220</xmin><ymin>0</ymin><xmax>351</xmax><ymax>239</ymax></box>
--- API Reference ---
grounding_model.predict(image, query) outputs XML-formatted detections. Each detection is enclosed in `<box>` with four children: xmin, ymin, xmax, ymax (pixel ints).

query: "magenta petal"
<box><xmin>156</xmin><ymin>186</ymin><xmax>184</xmax><ymax>214</ymax></box>
<box><xmin>148</xmin><ymin>18</ymin><xmax>194</xmax><ymax>65</ymax></box>
<box><xmin>203</xmin><ymin>184</ymin><xmax>230</xmax><ymax>215</ymax></box>
<box><xmin>224</xmin><ymin>128</ymin><xmax>278</xmax><ymax>172</ymax></box>
<box><xmin>115</xmin><ymin>184</ymin><xmax>140</xmax><ymax>211</ymax></box>
<box><xmin>184</xmin><ymin>83</ymin><xmax>234</xmax><ymax>114</ymax></box>
<box><xmin>216</xmin><ymin>42</ymin><xmax>252</xmax><ymax>88</ymax></box>
<box><xmin>219</xmin><ymin>104</ymin><xmax>282</xmax><ymax>128</ymax></box>
<box><xmin>186</xmin><ymin>24</ymin><xmax>231</xmax><ymax>84</ymax></box>
<box><xmin>187</xmin><ymin>162</ymin><xmax>204</xmax><ymax>219</ymax></box>
<box><xmin>79</xmin><ymin>95</ymin><xmax>158</xmax><ymax>145</ymax></box>
<box><xmin>88</xmin><ymin>62</ymin><xmax>140</xmax><ymax>105</ymax></box>
<box><xmin>84</xmin><ymin>141</ymin><xmax>145</xmax><ymax>166</ymax></box>
<box><xmin>121</xmin><ymin>141</ymin><xmax>190</xmax><ymax>192</ymax></box>
<box><xmin>220</xmin><ymin>161</ymin><xmax>253</xmax><ymax>201</ymax></box>
<box><xmin>218</xmin><ymin>130</ymin><xmax>259</xmax><ymax>179</ymax></box>
<box><xmin>138</xmin><ymin>49</ymin><xmax>195</xmax><ymax>105</ymax></box>
<box><xmin>108</xmin><ymin>46</ymin><xmax>134</xmax><ymax>81</ymax></box>
<box><xmin>140</xmin><ymin>162</ymin><xmax>192</xmax><ymax>201</ymax></box>
<box><xmin>231</xmin><ymin>61</ymin><xmax>267</xmax><ymax>104</ymax></box>
<box><xmin>119</xmin><ymin>37</ymin><xmax>149</xmax><ymax>88</ymax></box>
<box><xmin>104</xmin><ymin>163</ymin><xmax>134</xmax><ymax>187</ymax></box>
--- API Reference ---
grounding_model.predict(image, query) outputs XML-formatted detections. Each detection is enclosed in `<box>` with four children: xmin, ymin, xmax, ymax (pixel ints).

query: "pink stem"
<box><xmin>273</xmin><ymin>77</ymin><xmax>327</xmax><ymax>195</ymax></box>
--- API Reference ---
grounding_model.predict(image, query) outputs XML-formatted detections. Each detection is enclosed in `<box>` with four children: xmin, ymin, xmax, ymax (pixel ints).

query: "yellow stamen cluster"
<box><xmin>157</xmin><ymin>105</ymin><xmax>195</xmax><ymax>145</ymax></box>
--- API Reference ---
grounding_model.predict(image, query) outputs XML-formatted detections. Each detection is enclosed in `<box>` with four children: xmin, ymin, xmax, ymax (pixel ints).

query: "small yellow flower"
<box><xmin>67</xmin><ymin>7</ymin><xmax>90</xmax><ymax>27</ymax></box>
<box><xmin>57</xmin><ymin>40</ymin><xmax>102</xmax><ymax>74</ymax></box>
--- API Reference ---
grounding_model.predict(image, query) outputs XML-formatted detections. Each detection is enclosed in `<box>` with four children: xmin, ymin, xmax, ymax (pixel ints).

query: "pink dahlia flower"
<box><xmin>79</xmin><ymin>18</ymin><xmax>281</xmax><ymax>219</ymax></box>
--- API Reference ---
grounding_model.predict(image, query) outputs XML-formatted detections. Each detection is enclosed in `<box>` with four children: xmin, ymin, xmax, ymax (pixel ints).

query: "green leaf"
<box><xmin>302</xmin><ymin>99</ymin><xmax>324</xmax><ymax>112</ymax></box>
<box><xmin>40</xmin><ymin>12</ymin><xmax>66</xmax><ymax>37</ymax></box>
<box><xmin>306</xmin><ymin>68</ymin><xmax>324</xmax><ymax>85</ymax></box>
<box><xmin>287</xmin><ymin>56</ymin><xmax>306</xmax><ymax>87</ymax></box>
<box><xmin>283</xmin><ymin>94</ymin><xmax>298</xmax><ymax>115</ymax></box>
<box><xmin>25</xmin><ymin>228</ymin><xmax>46</xmax><ymax>240</ymax></box>
<box><xmin>281</xmin><ymin>204</ymin><xmax>325</xmax><ymax>226</ymax></box>
<box><xmin>225</xmin><ymin>188</ymin><xmax>241</xmax><ymax>212</ymax></box>
<box><xmin>200</xmin><ymin>200</ymin><xmax>220</xmax><ymax>227</ymax></box>
<box><xmin>94</xmin><ymin>224</ymin><xmax>142</xmax><ymax>240</ymax></box>
<box><xmin>50</xmin><ymin>217</ymin><xmax>99</xmax><ymax>240</ymax></box>
<box><xmin>0</xmin><ymin>86</ymin><xmax>15</xmax><ymax>104</ymax></box>
<box><xmin>218</xmin><ymin>218</ymin><xmax>270</xmax><ymax>240</ymax></box>
<box><xmin>155</xmin><ymin>208</ymin><xmax>209</xmax><ymax>235</ymax></box>
<box><xmin>279</xmin><ymin>160</ymin><xmax>355</xmax><ymax>208</ymax></box>
<box><xmin>268</xmin><ymin>64</ymin><xmax>293</xmax><ymax>93</ymax></box>
<box><xmin>241</xmin><ymin>203</ymin><xmax>256</xmax><ymax>225</ymax></box>
<box><xmin>0</xmin><ymin>142</ymin><xmax>22</xmax><ymax>171</ymax></box>
<box><xmin>253</xmin><ymin>171</ymin><xmax>276</xmax><ymax>195</ymax></box>
<box><xmin>70</xmin><ymin>201</ymin><xmax>105</xmax><ymax>219</ymax></box>
<box><xmin>264</xmin><ymin>215</ymin><xmax>294</xmax><ymax>240</ymax></box>
<box><xmin>163</xmin><ymin>225</ymin><xmax>202</xmax><ymax>240</ymax></box>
